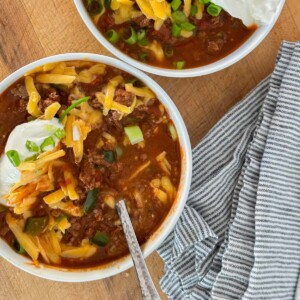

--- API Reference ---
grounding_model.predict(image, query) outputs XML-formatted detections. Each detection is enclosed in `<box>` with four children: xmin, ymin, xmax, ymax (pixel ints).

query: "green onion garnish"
<box><xmin>181</xmin><ymin>21</ymin><xmax>196</xmax><ymax>31</ymax></box>
<box><xmin>171</xmin><ymin>11</ymin><xmax>187</xmax><ymax>23</ymax></box>
<box><xmin>137</xmin><ymin>29</ymin><xmax>146</xmax><ymax>41</ymax></box>
<box><xmin>207</xmin><ymin>3</ymin><xmax>222</xmax><ymax>16</ymax></box>
<box><xmin>103</xmin><ymin>150</ymin><xmax>116</xmax><ymax>163</ymax></box>
<box><xmin>91</xmin><ymin>231</ymin><xmax>109</xmax><ymax>247</ymax></box>
<box><xmin>26</xmin><ymin>140</ymin><xmax>39</xmax><ymax>152</ymax></box>
<box><xmin>199</xmin><ymin>0</ymin><xmax>210</xmax><ymax>4</ymax></box>
<box><xmin>54</xmin><ymin>128</ymin><xmax>66</xmax><ymax>140</ymax></box>
<box><xmin>164</xmin><ymin>45</ymin><xmax>174</xmax><ymax>57</ymax></box>
<box><xmin>171</xmin><ymin>23</ymin><xmax>181</xmax><ymax>37</ymax></box>
<box><xmin>24</xmin><ymin>217</ymin><xmax>48</xmax><ymax>236</ymax></box>
<box><xmin>174</xmin><ymin>60</ymin><xmax>185</xmax><ymax>69</ymax></box>
<box><xmin>84</xmin><ymin>188</ymin><xmax>99</xmax><ymax>214</ymax></box>
<box><xmin>124</xmin><ymin>26</ymin><xmax>138</xmax><ymax>45</ymax></box>
<box><xmin>40</xmin><ymin>136</ymin><xmax>55</xmax><ymax>152</ymax></box>
<box><xmin>191</xmin><ymin>4</ymin><xmax>198</xmax><ymax>16</ymax></box>
<box><xmin>171</xmin><ymin>0</ymin><xmax>181</xmax><ymax>11</ymax></box>
<box><xmin>124</xmin><ymin>125</ymin><xmax>144</xmax><ymax>145</ymax></box>
<box><xmin>6</xmin><ymin>150</ymin><xmax>21</xmax><ymax>167</ymax></box>
<box><xmin>59</xmin><ymin>96</ymin><xmax>90</xmax><ymax>122</ymax></box>
<box><xmin>107</xmin><ymin>29</ymin><xmax>119</xmax><ymax>44</ymax></box>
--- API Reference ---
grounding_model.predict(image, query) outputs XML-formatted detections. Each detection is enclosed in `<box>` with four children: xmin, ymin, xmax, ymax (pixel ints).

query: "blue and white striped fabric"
<box><xmin>158</xmin><ymin>42</ymin><xmax>300</xmax><ymax>300</ymax></box>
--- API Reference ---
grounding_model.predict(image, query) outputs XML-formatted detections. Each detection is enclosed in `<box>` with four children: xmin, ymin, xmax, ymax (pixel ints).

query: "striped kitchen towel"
<box><xmin>158</xmin><ymin>41</ymin><xmax>300</xmax><ymax>300</ymax></box>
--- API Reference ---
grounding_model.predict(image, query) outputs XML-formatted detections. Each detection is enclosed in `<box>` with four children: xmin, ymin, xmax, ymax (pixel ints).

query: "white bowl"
<box><xmin>74</xmin><ymin>0</ymin><xmax>285</xmax><ymax>78</ymax></box>
<box><xmin>0</xmin><ymin>53</ymin><xmax>192</xmax><ymax>282</ymax></box>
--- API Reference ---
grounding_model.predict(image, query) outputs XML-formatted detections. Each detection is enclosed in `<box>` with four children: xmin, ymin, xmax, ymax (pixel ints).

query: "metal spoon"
<box><xmin>116</xmin><ymin>199</ymin><xmax>161</xmax><ymax>300</ymax></box>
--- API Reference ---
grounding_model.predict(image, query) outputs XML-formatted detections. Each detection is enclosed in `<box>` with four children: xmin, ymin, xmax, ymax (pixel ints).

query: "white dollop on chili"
<box><xmin>0</xmin><ymin>118</ymin><xmax>63</xmax><ymax>205</ymax></box>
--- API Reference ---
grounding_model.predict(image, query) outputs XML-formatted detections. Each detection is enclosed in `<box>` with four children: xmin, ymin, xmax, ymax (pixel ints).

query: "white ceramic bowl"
<box><xmin>74</xmin><ymin>0</ymin><xmax>285</xmax><ymax>78</ymax></box>
<box><xmin>0</xmin><ymin>53</ymin><xmax>192</xmax><ymax>282</ymax></box>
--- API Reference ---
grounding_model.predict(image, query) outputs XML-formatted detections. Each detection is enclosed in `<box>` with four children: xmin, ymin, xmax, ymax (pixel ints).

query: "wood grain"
<box><xmin>0</xmin><ymin>1</ymin><xmax>300</xmax><ymax>299</ymax></box>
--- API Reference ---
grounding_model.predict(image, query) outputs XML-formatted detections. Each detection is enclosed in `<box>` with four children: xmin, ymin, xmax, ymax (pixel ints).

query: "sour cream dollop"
<box><xmin>0</xmin><ymin>118</ymin><xmax>64</xmax><ymax>205</ymax></box>
<box><xmin>212</xmin><ymin>0</ymin><xmax>282</xmax><ymax>27</ymax></box>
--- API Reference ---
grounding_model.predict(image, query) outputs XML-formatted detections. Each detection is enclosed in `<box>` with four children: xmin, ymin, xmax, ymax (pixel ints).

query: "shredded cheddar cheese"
<box><xmin>25</xmin><ymin>76</ymin><xmax>42</xmax><ymax>117</ymax></box>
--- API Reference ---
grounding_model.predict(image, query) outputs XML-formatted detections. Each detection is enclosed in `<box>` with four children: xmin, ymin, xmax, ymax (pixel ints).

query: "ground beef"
<box><xmin>62</xmin><ymin>208</ymin><xmax>104</xmax><ymax>246</ymax></box>
<box><xmin>132</xmin><ymin>15</ymin><xmax>152</xmax><ymax>28</ymax></box>
<box><xmin>18</xmin><ymin>98</ymin><xmax>28</xmax><ymax>112</ymax></box>
<box><xmin>79</xmin><ymin>151</ymin><xmax>105</xmax><ymax>191</ymax></box>
<box><xmin>194</xmin><ymin>11</ymin><xmax>225</xmax><ymax>30</ymax></box>
<box><xmin>78</xmin><ymin>75</ymin><xmax>105</xmax><ymax>95</ymax></box>
<box><xmin>38</xmin><ymin>91</ymin><xmax>61</xmax><ymax>112</ymax></box>
<box><xmin>114</xmin><ymin>88</ymin><xmax>134</xmax><ymax>106</ymax></box>
<box><xmin>89</xmin><ymin>96</ymin><xmax>103</xmax><ymax>109</ymax></box>
<box><xmin>32</xmin><ymin>200</ymin><xmax>48</xmax><ymax>217</ymax></box>
<box><xmin>206</xmin><ymin>38</ymin><xmax>225</xmax><ymax>54</ymax></box>
<box><xmin>10</xmin><ymin>84</ymin><xmax>28</xmax><ymax>99</ymax></box>
<box><xmin>74</xmin><ymin>185</ymin><xmax>87</xmax><ymax>205</ymax></box>
<box><xmin>98</xmin><ymin>11</ymin><xmax>115</xmax><ymax>31</ymax></box>
<box><xmin>130</xmin><ymin>104</ymin><xmax>149</xmax><ymax>119</ymax></box>
<box><xmin>103</xmin><ymin>111</ymin><xmax>123</xmax><ymax>132</ymax></box>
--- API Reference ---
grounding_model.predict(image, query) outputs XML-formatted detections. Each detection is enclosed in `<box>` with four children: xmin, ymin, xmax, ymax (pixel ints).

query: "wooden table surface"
<box><xmin>1</xmin><ymin>1</ymin><xmax>300</xmax><ymax>299</ymax></box>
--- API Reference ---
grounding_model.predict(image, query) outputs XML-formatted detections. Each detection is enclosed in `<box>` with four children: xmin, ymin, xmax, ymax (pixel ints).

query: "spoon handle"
<box><xmin>116</xmin><ymin>200</ymin><xmax>161</xmax><ymax>300</ymax></box>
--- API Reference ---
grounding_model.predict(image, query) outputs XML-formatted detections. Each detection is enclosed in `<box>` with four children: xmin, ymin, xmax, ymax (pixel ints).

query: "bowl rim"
<box><xmin>73</xmin><ymin>0</ymin><xmax>285</xmax><ymax>78</ymax></box>
<box><xmin>0</xmin><ymin>53</ymin><xmax>192</xmax><ymax>282</ymax></box>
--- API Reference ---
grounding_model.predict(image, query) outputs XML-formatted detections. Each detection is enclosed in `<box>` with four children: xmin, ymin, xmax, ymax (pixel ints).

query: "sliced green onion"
<box><xmin>171</xmin><ymin>11</ymin><xmax>187</xmax><ymax>23</ymax></box>
<box><xmin>40</xmin><ymin>136</ymin><xmax>55</xmax><ymax>152</ymax></box>
<box><xmin>181</xmin><ymin>21</ymin><xmax>196</xmax><ymax>31</ymax></box>
<box><xmin>107</xmin><ymin>29</ymin><xmax>119</xmax><ymax>43</ymax></box>
<box><xmin>59</xmin><ymin>96</ymin><xmax>90</xmax><ymax>122</ymax></box>
<box><xmin>137</xmin><ymin>29</ymin><xmax>146</xmax><ymax>41</ymax></box>
<box><xmin>138</xmin><ymin>37</ymin><xmax>148</xmax><ymax>46</ymax></box>
<box><xmin>171</xmin><ymin>0</ymin><xmax>181</xmax><ymax>11</ymax></box>
<box><xmin>24</xmin><ymin>153</ymin><xmax>39</xmax><ymax>162</ymax></box>
<box><xmin>139</xmin><ymin>52</ymin><xmax>148</xmax><ymax>61</ymax></box>
<box><xmin>199</xmin><ymin>0</ymin><xmax>210</xmax><ymax>4</ymax></box>
<box><xmin>54</xmin><ymin>128</ymin><xmax>66</xmax><ymax>140</ymax></box>
<box><xmin>124</xmin><ymin>26</ymin><xmax>137</xmax><ymax>45</ymax></box>
<box><xmin>84</xmin><ymin>188</ymin><xmax>99</xmax><ymax>214</ymax></box>
<box><xmin>174</xmin><ymin>60</ymin><xmax>185</xmax><ymax>69</ymax></box>
<box><xmin>191</xmin><ymin>4</ymin><xmax>198</xmax><ymax>16</ymax></box>
<box><xmin>24</xmin><ymin>217</ymin><xmax>48</xmax><ymax>236</ymax></box>
<box><xmin>103</xmin><ymin>150</ymin><xmax>116</xmax><ymax>163</ymax></box>
<box><xmin>91</xmin><ymin>231</ymin><xmax>109</xmax><ymax>247</ymax></box>
<box><xmin>207</xmin><ymin>3</ymin><xmax>222</xmax><ymax>16</ymax></box>
<box><xmin>171</xmin><ymin>23</ymin><xmax>181</xmax><ymax>37</ymax></box>
<box><xmin>87</xmin><ymin>0</ymin><xmax>103</xmax><ymax>16</ymax></box>
<box><xmin>13</xmin><ymin>240</ymin><xmax>26</xmax><ymax>254</ymax></box>
<box><xmin>115</xmin><ymin>146</ymin><xmax>123</xmax><ymax>160</ymax></box>
<box><xmin>26</xmin><ymin>140</ymin><xmax>39</xmax><ymax>153</ymax></box>
<box><xmin>124</xmin><ymin>125</ymin><xmax>144</xmax><ymax>145</ymax></box>
<box><xmin>6</xmin><ymin>150</ymin><xmax>21</xmax><ymax>167</ymax></box>
<box><xmin>164</xmin><ymin>45</ymin><xmax>174</xmax><ymax>57</ymax></box>
<box><xmin>0</xmin><ymin>205</ymin><xmax>7</xmax><ymax>213</ymax></box>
